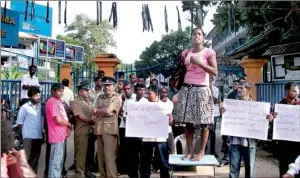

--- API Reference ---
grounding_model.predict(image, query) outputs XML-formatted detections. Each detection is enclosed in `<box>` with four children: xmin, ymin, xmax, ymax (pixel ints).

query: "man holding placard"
<box><xmin>273</xmin><ymin>82</ymin><xmax>300</xmax><ymax>178</ymax></box>
<box><xmin>220</xmin><ymin>81</ymin><xmax>275</xmax><ymax>178</ymax></box>
<box><xmin>139</xmin><ymin>85</ymin><xmax>173</xmax><ymax>178</ymax></box>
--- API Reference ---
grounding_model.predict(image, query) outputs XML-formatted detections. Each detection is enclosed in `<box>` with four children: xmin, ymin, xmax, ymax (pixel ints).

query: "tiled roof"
<box><xmin>262</xmin><ymin>42</ymin><xmax>300</xmax><ymax>56</ymax></box>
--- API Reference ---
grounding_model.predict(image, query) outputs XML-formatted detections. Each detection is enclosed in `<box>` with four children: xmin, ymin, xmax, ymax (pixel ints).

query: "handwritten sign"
<box><xmin>221</xmin><ymin>99</ymin><xmax>271</xmax><ymax>140</ymax></box>
<box><xmin>273</xmin><ymin>104</ymin><xmax>300</xmax><ymax>142</ymax></box>
<box><xmin>125</xmin><ymin>102</ymin><xmax>169</xmax><ymax>139</ymax></box>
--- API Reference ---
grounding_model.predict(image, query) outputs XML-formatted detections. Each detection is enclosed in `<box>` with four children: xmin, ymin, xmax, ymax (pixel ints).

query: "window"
<box><xmin>272</xmin><ymin>56</ymin><xmax>286</xmax><ymax>79</ymax></box>
<box><xmin>272</xmin><ymin>54</ymin><xmax>300</xmax><ymax>80</ymax></box>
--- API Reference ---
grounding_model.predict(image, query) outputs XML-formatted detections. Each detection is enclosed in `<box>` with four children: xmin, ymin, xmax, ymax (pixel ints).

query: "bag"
<box><xmin>171</xmin><ymin>49</ymin><xmax>189</xmax><ymax>90</ymax></box>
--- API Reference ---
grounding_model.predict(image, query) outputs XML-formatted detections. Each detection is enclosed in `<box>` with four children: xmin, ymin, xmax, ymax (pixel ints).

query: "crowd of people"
<box><xmin>1</xmin><ymin>27</ymin><xmax>300</xmax><ymax>178</ymax></box>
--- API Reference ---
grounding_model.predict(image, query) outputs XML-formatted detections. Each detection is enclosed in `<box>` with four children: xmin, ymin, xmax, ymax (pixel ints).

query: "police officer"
<box><xmin>92</xmin><ymin>77</ymin><xmax>122</xmax><ymax>178</ymax></box>
<box><xmin>71</xmin><ymin>81</ymin><xmax>96</xmax><ymax>178</ymax></box>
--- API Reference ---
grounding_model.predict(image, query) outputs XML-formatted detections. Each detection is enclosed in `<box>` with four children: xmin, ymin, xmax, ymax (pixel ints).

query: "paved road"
<box><xmin>37</xmin><ymin>122</ymin><xmax>279</xmax><ymax>177</ymax></box>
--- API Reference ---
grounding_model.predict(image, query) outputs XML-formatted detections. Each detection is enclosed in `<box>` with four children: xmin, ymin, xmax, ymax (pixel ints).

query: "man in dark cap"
<box><xmin>92</xmin><ymin>77</ymin><xmax>122</xmax><ymax>178</ymax></box>
<box><xmin>71</xmin><ymin>81</ymin><xmax>96</xmax><ymax>178</ymax></box>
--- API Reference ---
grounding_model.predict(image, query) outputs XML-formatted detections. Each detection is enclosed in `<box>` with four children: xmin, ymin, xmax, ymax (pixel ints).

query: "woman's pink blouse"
<box><xmin>183</xmin><ymin>48</ymin><xmax>216</xmax><ymax>86</ymax></box>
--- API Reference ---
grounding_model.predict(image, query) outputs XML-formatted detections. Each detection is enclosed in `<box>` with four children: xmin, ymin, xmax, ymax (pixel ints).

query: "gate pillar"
<box><xmin>92</xmin><ymin>54</ymin><xmax>120</xmax><ymax>77</ymax></box>
<box><xmin>60</xmin><ymin>63</ymin><xmax>72</xmax><ymax>88</ymax></box>
<box><xmin>240</xmin><ymin>57</ymin><xmax>268</xmax><ymax>101</ymax></box>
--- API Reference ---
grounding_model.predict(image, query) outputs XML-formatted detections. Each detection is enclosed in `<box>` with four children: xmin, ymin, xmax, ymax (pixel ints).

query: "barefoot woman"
<box><xmin>173</xmin><ymin>27</ymin><xmax>217</xmax><ymax>161</ymax></box>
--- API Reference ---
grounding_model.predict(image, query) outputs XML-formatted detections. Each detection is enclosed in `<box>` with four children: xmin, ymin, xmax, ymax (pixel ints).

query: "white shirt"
<box><xmin>89</xmin><ymin>88</ymin><xmax>104</xmax><ymax>107</ymax></box>
<box><xmin>143</xmin><ymin>99</ymin><xmax>173</xmax><ymax>142</ymax></box>
<box><xmin>62</xmin><ymin>86</ymin><xmax>74</xmax><ymax>106</ymax></box>
<box><xmin>120</xmin><ymin>93</ymin><xmax>136</xmax><ymax>128</ymax></box>
<box><xmin>212</xmin><ymin>85</ymin><xmax>220</xmax><ymax>117</ymax></box>
<box><xmin>287</xmin><ymin>155</ymin><xmax>300</xmax><ymax>176</ymax></box>
<box><xmin>20</xmin><ymin>74</ymin><xmax>40</xmax><ymax>99</ymax></box>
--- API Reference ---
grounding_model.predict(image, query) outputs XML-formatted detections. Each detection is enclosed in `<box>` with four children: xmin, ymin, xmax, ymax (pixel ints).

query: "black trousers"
<box><xmin>117</xmin><ymin>128</ymin><xmax>127</xmax><ymax>174</ymax></box>
<box><xmin>278</xmin><ymin>140</ymin><xmax>300</xmax><ymax>177</ymax></box>
<box><xmin>85</xmin><ymin>132</ymin><xmax>98</xmax><ymax>171</ymax></box>
<box><xmin>23</xmin><ymin>138</ymin><xmax>43</xmax><ymax>173</ymax></box>
<box><xmin>140</xmin><ymin>142</ymin><xmax>170</xmax><ymax>178</ymax></box>
<box><xmin>206</xmin><ymin>116</ymin><xmax>219</xmax><ymax>155</ymax></box>
<box><xmin>117</xmin><ymin>128</ymin><xmax>142</xmax><ymax>177</ymax></box>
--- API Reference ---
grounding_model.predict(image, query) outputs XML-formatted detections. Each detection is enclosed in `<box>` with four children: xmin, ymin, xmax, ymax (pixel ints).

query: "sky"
<box><xmin>2</xmin><ymin>1</ymin><xmax>216</xmax><ymax>64</ymax></box>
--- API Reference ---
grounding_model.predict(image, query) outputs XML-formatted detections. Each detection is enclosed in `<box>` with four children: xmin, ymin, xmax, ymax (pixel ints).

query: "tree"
<box><xmin>56</xmin><ymin>34</ymin><xmax>81</xmax><ymax>46</ymax></box>
<box><xmin>62</xmin><ymin>14</ymin><xmax>116</xmax><ymax>72</ymax></box>
<box><xmin>212</xmin><ymin>1</ymin><xmax>300</xmax><ymax>41</ymax></box>
<box><xmin>211</xmin><ymin>1</ymin><xmax>244</xmax><ymax>34</ymax></box>
<box><xmin>134</xmin><ymin>27</ymin><xmax>192</xmax><ymax>77</ymax></box>
<box><xmin>182</xmin><ymin>1</ymin><xmax>217</xmax><ymax>29</ymax></box>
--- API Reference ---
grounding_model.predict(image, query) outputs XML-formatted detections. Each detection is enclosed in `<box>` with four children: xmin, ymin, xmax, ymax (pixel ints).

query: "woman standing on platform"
<box><xmin>173</xmin><ymin>27</ymin><xmax>218</xmax><ymax>161</ymax></box>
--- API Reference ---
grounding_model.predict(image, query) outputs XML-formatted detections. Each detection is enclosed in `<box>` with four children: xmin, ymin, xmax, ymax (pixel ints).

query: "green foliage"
<box><xmin>134</xmin><ymin>27</ymin><xmax>192</xmax><ymax>77</ymax></box>
<box><xmin>212</xmin><ymin>1</ymin><xmax>300</xmax><ymax>40</ymax></box>
<box><xmin>56</xmin><ymin>34</ymin><xmax>81</xmax><ymax>46</ymax></box>
<box><xmin>1</xmin><ymin>64</ymin><xmax>25</xmax><ymax>80</ymax></box>
<box><xmin>182</xmin><ymin>1</ymin><xmax>217</xmax><ymax>28</ymax></box>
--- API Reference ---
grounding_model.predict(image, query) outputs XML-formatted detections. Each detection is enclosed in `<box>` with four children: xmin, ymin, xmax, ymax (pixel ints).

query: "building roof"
<box><xmin>227</xmin><ymin>28</ymin><xmax>279</xmax><ymax>57</ymax></box>
<box><xmin>262</xmin><ymin>42</ymin><xmax>300</xmax><ymax>56</ymax></box>
<box><xmin>19</xmin><ymin>32</ymin><xmax>39</xmax><ymax>40</ymax></box>
<box><xmin>206</xmin><ymin>26</ymin><xmax>218</xmax><ymax>40</ymax></box>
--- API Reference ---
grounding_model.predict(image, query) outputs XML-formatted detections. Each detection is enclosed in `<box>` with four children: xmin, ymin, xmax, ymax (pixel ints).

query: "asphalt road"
<box><xmin>37</xmin><ymin>122</ymin><xmax>280</xmax><ymax>177</ymax></box>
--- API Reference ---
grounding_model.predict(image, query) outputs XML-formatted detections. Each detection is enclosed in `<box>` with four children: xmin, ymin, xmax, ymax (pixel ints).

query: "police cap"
<box><xmin>101</xmin><ymin>76</ymin><xmax>116</xmax><ymax>85</ymax></box>
<box><xmin>77</xmin><ymin>80</ymin><xmax>90</xmax><ymax>90</ymax></box>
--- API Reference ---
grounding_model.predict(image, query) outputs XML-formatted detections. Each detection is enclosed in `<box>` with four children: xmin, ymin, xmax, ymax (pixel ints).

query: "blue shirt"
<box><xmin>17</xmin><ymin>101</ymin><xmax>43</xmax><ymax>139</ymax></box>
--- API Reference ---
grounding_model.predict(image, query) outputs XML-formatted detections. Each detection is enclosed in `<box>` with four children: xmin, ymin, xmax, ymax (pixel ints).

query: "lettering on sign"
<box><xmin>125</xmin><ymin>102</ymin><xmax>169</xmax><ymax>139</ymax></box>
<box><xmin>1</xmin><ymin>15</ymin><xmax>16</xmax><ymax>25</ymax></box>
<box><xmin>220</xmin><ymin>99</ymin><xmax>271</xmax><ymax>140</ymax></box>
<box><xmin>1</xmin><ymin>15</ymin><xmax>16</xmax><ymax>38</ymax></box>
<box><xmin>273</xmin><ymin>104</ymin><xmax>300</xmax><ymax>142</ymax></box>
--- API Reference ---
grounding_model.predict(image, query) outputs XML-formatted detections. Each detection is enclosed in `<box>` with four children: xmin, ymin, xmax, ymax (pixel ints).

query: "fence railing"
<box><xmin>256</xmin><ymin>81</ymin><xmax>300</xmax><ymax>106</ymax></box>
<box><xmin>1</xmin><ymin>80</ymin><xmax>58</xmax><ymax>112</ymax></box>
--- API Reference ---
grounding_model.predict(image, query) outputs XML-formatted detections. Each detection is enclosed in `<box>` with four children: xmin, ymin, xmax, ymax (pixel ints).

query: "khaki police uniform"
<box><xmin>71</xmin><ymin>96</ymin><xmax>94</xmax><ymax>178</ymax></box>
<box><xmin>94</xmin><ymin>92</ymin><xmax>122</xmax><ymax>178</ymax></box>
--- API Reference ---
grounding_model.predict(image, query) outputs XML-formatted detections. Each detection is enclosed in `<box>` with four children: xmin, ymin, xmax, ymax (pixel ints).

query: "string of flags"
<box><xmin>142</xmin><ymin>4</ymin><xmax>153</xmax><ymax>32</ymax></box>
<box><xmin>1</xmin><ymin>1</ymin><xmax>183</xmax><ymax>32</ymax></box>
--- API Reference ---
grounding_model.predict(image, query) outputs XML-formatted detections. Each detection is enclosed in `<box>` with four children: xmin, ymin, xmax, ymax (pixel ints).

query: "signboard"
<box><xmin>125</xmin><ymin>102</ymin><xmax>169</xmax><ymax>139</ymax></box>
<box><xmin>1</xmin><ymin>8</ymin><xmax>20</xmax><ymax>47</ymax></box>
<box><xmin>17</xmin><ymin>55</ymin><xmax>30</xmax><ymax>69</ymax></box>
<box><xmin>65</xmin><ymin>44</ymin><xmax>84</xmax><ymax>63</ymax></box>
<box><xmin>39</xmin><ymin>38</ymin><xmax>66</xmax><ymax>60</ymax></box>
<box><xmin>220</xmin><ymin>99</ymin><xmax>271</xmax><ymax>140</ymax></box>
<box><xmin>273</xmin><ymin>104</ymin><xmax>300</xmax><ymax>142</ymax></box>
<box><xmin>10</xmin><ymin>1</ymin><xmax>53</xmax><ymax>37</ymax></box>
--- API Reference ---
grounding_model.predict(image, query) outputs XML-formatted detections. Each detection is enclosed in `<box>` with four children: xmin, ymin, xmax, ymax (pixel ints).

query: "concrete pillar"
<box><xmin>92</xmin><ymin>54</ymin><xmax>120</xmax><ymax>77</ymax></box>
<box><xmin>240</xmin><ymin>58</ymin><xmax>268</xmax><ymax>101</ymax></box>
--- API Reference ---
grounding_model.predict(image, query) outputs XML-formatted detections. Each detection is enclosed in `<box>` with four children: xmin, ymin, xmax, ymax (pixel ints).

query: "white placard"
<box><xmin>221</xmin><ymin>99</ymin><xmax>271</xmax><ymax>140</ymax></box>
<box><xmin>273</xmin><ymin>104</ymin><xmax>300</xmax><ymax>142</ymax></box>
<box><xmin>125</xmin><ymin>102</ymin><xmax>169</xmax><ymax>138</ymax></box>
<box><xmin>275</xmin><ymin>66</ymin><xmax>286</xmax><ymax>77</ymax></box>
<box><xmin>294</xmin><ymin>57</ymin><xmax>300</xmax><ymax>66</ymax></box>
<box><xmin>275</xmin><ymin>56</ymin><xmax>285</xmax><ymax>65</ymax></box>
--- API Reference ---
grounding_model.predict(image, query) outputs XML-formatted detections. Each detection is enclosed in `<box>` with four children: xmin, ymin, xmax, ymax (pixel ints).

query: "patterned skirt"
<box><xmin>173</xmin><ymin>85</ymin><xmax>214</xmax><ymax>127</ymax></box>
